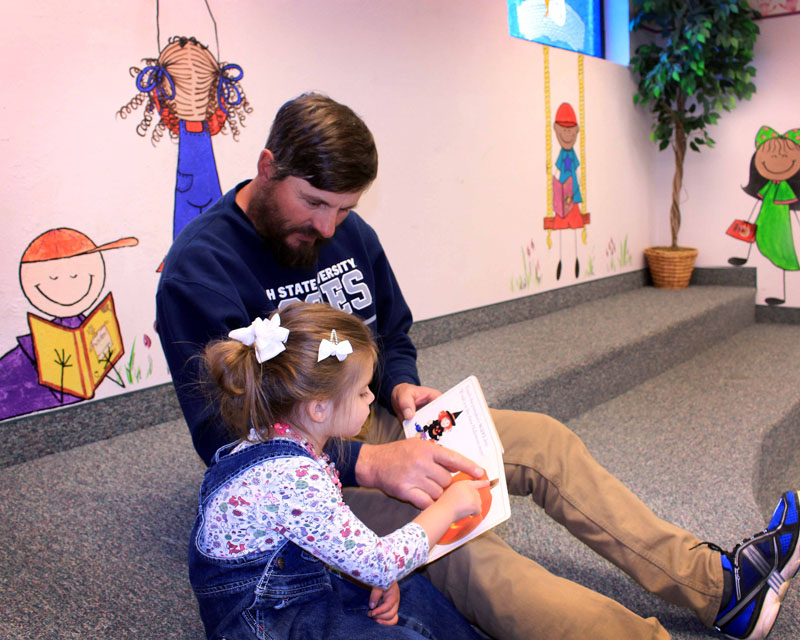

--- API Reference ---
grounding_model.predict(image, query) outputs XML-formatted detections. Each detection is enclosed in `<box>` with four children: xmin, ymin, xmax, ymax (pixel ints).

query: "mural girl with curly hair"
<box><xmin>119</xmin><ymin>8</ymin><xmax>251</xmax><ymax>258</ymax></box>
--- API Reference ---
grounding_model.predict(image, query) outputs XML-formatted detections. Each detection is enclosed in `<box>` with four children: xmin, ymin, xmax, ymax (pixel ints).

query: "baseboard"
<box><xmin>689</xmin><ymin>266</ymin><xmax>757</xmax><ymax>287</ymax></box>
<box><xmin>0</xmin><ymin>382</ymin><xmax>183</xmax><ymax>469</ymax></box>
<box><xmin>756</xmin><ymin>304</ymin><xmax>800</xmax><ymax>324</ymax></box>
<box><xmin>686</xmin><ymin>266</ymin><xmax>798</xmax><ymax>323</ymax></box>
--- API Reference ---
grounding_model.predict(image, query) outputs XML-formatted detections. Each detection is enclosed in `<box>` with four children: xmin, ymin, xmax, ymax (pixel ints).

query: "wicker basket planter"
<box><xmin>644</xmin><ymin>247</ymin><xmax>698</xmax><ymax>289</ymax></box>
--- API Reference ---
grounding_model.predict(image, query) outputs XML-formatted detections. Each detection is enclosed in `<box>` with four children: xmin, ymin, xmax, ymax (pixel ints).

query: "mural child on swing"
<box><xmin>729</xmin><ymin>126</ymin><xmax>800</xmax><ymax>305</ymax></box>
<box><xmin>548</xmin><ymin>102</ymin><xmax>590</xmax><ymax>280</ymax></box>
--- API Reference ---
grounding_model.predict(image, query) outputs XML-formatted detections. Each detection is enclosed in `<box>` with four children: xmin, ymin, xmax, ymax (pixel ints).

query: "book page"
<box><xmin>553</xmin><ymin>175</ymin><xmax>573</xmax><ymax>218</ymax></box>
<box><xmin>403</xmin><ymin>376</ymin><xmax>511</xmax><ymax>562</ymax></box>
<box><xmin>80</xmin><ymin>293</ymin><xmax>124</xmax><ymax>387</ymax></box>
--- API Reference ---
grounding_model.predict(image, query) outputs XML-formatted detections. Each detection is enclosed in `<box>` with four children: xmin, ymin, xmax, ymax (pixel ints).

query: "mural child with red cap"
<box><xmin>546</xmin><ymin>102</ymin><xmax>590</xmax><ymax>279</ymax></box>
<box><xmin>0</xmin><ymin>228</ymin><xmax>138</xmax><ymax>421</ymax></box>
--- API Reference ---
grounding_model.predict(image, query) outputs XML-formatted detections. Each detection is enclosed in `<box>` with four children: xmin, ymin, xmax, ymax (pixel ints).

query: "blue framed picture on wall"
<box><xmin>507</xmin><ymin>0</ymin><xmax>603</xmax><ymax>57</ymax></box>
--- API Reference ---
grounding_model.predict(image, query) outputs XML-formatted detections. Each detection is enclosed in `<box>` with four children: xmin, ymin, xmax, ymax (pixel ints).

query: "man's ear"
<box><xmin>305</xmin><ymin>398</ymin><xmax>331</xmax><ymax>424</ymax></box>
<box><xmin>256</xmin><ymin>149</ymin><xmax>277</xmax><ymax>181</ymax></box>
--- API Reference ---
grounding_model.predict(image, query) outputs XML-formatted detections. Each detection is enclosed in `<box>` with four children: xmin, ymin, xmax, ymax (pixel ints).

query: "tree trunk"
<box><xmin>671</xmin><ymin>118</ymin><xmax>686</xmax><ymax>250</ymax></box>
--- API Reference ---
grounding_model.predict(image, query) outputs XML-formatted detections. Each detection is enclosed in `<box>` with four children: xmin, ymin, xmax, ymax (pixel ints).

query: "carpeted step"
<box><xmin>417</xmin><ymin>286</ymin><xmax>755</xmax><ymax>422</ymax></box>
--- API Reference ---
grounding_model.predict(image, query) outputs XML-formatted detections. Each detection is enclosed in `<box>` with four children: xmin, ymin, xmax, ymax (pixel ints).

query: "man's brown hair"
<box><xmin>265</xmin><ymin>92</ymin><xmax>378</xmax><ymax>193</ymax></box>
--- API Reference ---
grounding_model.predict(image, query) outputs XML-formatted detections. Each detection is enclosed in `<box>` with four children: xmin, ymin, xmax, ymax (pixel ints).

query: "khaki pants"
<box><xmin>344</xmin><ymin>406</ymin><xmax>723</xmax><ymax>640</ymax></box>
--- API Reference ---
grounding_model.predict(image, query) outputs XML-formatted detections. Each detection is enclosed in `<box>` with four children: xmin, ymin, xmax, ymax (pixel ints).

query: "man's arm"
<box><xmin>351</xmin><ymin>221</ymin><xmax>487</xmax><ymax>502</ymax></box>
<box><xmin>341</xmin><ymin>382</ymin><xmax>484</xmax><ymax>501</ymax></box>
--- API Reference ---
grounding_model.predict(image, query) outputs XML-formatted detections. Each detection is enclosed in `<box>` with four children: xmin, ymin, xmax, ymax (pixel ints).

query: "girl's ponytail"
<box><xmin>202</xmin><ymin>339</ymin><xmax>270</xmax><ymax>440</ymax></box>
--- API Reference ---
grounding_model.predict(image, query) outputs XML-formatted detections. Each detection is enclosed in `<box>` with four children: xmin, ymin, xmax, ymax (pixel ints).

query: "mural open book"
<box><xmin>28</xmin><ymin>292</ymin><xmax>124</xmax><ymax>400</ymax></box>
<box><xmin>402</xmin><ymin>375</ymin><xmax>511</xmax><ymax>563</ymax></box>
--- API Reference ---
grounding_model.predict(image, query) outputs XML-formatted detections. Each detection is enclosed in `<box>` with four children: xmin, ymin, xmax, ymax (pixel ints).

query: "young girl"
<box><xmin>189</xmin><ymin>302</ymin><xmax>487</xmax><ymax>639</ymax></box>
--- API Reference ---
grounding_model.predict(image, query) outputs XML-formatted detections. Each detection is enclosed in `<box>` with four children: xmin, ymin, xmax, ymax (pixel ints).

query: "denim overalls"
<box><xmin>188</xmin><ymin>438</ymin><xmax>481</xmax><ymax>640</ymax></box>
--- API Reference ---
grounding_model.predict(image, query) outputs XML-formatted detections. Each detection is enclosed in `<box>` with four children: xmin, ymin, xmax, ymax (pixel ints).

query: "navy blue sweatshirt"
<box><xmin>156</xmin><ymin>182</ymin><xmax>420</xmax><ymax>475</ymax></box>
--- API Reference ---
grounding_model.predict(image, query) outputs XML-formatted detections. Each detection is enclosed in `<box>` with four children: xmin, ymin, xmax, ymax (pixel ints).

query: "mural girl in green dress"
<box><xmin>738</xmin><ymin>126</ymin><xmax>800</xmax><ymax>305</ymax></box>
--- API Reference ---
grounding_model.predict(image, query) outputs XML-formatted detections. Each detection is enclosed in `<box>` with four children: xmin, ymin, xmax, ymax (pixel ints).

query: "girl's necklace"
<box><xmin>272</xmin><ymin>423</ymin><xmax>342</xmax><ymax>491</ymax></box>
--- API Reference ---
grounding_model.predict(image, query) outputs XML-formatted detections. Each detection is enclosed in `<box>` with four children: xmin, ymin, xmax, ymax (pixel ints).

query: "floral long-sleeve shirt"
<box><xmin>198</xmin><ymin>432</ymin><xmax>430</xmax><ymax>589</ymax></box>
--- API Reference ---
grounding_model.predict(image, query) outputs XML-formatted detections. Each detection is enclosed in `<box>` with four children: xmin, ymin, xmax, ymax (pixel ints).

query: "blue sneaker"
<box><xmin>713</xmin><ymin>491</ymin><xmax>799</xmax><ymax>639</ymax></box>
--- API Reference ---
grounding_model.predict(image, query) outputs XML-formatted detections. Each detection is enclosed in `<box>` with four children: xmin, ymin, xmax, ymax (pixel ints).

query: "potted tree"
<box><xmin>630</xmin><ymin>0</ymin><xmax>760</xmax><ymax>288</ymax></box>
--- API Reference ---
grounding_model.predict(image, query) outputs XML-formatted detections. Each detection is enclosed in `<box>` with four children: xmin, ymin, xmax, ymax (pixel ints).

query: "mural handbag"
<box><xmin>726</xmin><ymin>219</ymin><xmax>756</xmax><ymax>243</ymax></box>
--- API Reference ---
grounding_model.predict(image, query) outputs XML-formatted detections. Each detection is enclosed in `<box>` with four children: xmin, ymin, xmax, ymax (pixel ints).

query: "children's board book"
<box><xmin>402</xmin><ymin>375</ymin><xmax>511</xmax><ymax>562</ymax></box>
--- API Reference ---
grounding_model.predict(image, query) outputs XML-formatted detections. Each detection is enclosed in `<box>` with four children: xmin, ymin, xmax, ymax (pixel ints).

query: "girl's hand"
<box><xmin>367</xmin><ymin>583</ymin><xmax>400</xmax><ymax>626</ymax></box>
<box><xmin>439</xmin><ymin>476</ymin><xmax>488</xmax><ymax>521</ymax></box>
<box><xmin>411</xmin><ymin>471</ymin><xmax>488</xmax><ymax>545</ymax></box>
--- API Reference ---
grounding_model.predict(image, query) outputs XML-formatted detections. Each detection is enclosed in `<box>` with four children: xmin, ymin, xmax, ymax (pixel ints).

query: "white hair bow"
<box><xmin>229</xmin><ymin>315</ymin><xmax>290</xmax><ymax>363</ymax></box>
<box><xmin>317</xmin><ymin>329</ymin><xmax>353</xmax><ymax>362</ymax></box>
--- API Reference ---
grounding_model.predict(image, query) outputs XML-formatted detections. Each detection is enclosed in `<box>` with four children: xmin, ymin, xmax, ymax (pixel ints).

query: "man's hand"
<box><xmin>390</xmin><ymin>382</ymin><xmax>441</xmax><ymax>421</ymax></box>
<box><xmin>367</xmin><ymin>583</ymin><xmax>399</xmax><ymax>626</ymax></box>
<box><xmin>355</xmin><ymin>438</ymin><xmax>483</xmax><ymax>509</ymax></box>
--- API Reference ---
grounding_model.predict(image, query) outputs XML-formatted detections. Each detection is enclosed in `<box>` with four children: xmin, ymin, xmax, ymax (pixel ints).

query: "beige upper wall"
<box><xmin>0</xmin><ymin>1</ymin><xmax>794</xmax><ymax>412</ymax></box>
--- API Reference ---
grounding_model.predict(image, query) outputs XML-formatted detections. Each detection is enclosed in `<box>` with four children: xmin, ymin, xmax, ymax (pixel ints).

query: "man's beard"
<box><xmin>247</xmin><ymin>185</ymin><xmax>330</xmax><ymax>269</ymax></box>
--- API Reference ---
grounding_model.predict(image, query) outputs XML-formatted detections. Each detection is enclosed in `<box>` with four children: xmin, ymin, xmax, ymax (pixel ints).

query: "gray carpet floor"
<box><xmin>1</xmin><ymin>284</ymin><xmax>798</xmax><ymax>639</ymax></box>
<box><xmin>499</xmin><ymin>323</ymin><xmax>800</xmax><ymax>640</ymax></box>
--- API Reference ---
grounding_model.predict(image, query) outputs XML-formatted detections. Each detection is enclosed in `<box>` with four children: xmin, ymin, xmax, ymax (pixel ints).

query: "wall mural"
<box><xmin>0</xmin><ymin>229</ymin><xmax>138</xmax><ymax>420</ymax></box>
<box><xmin>511</xmin><ymin>48</ymin><xmax>593</xmax><ymax>291</ymax></box>
<box><xmin>511</xmin><ymin>45</ymin><xmax>632</xmax><ymax>292</ymax></box>
<box><xmin>0</xmin><ymin>2</ymin><xmax>253</xmax><ymax>423</ymax></box>
<box><xmin>543</xmin><ymin>49</ymin><xmax>591</xmax><ymax>281</ymax></box>
<box><xmin>118</xmin><ymin>1</ymin><xmax>250</xmax><ymax>269</ymax></box>
<box><xmin>754</xmin><ymin>0</ymin><xmax>800</xmax><ymax>17</ymax></box>
<box><xmin>546</xmin><ymin>100</ymin><xmax>591</xmax><ymax>279</ymax></box>
<box><xmin>727</xmin><ymin>126</ymin><xmax>800</xmax><ymax>305</ymax></box>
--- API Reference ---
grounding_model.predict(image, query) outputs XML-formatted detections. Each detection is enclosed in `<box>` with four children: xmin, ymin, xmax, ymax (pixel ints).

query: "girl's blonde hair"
<box><xmin>202</xmin><ymin>302</ymin><xmax>378</xmax><ymax>441</ymax></box>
